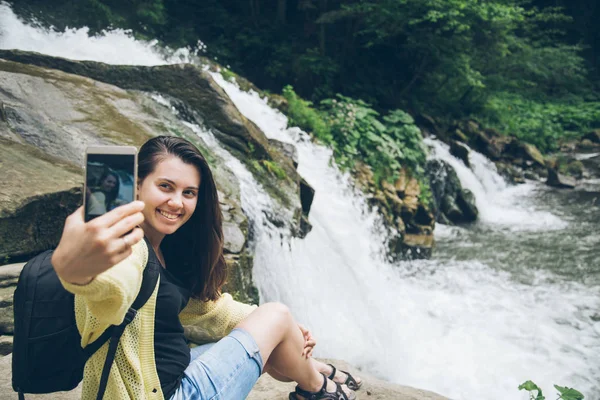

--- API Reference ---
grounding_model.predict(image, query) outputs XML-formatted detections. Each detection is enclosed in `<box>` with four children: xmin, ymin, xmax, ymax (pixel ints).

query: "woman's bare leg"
<box><xmin>265</xmin><ymin>358</ymin><xmax>362</xmax><ymax>388</ymax></box>
<box><xmin>236</xmin><ymin>303</ymin><xmax>341</xmax><ymax>396</ymax></box>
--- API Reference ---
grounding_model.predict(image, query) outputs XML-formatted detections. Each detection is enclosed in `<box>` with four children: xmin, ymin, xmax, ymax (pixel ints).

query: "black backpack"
<box><xmin>12</xmin><ymin>238</ymin><xmax>159</xmax><ymax>400</ymax></box>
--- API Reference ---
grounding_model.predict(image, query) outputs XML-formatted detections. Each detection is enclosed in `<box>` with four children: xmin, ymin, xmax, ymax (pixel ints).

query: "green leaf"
<box><xmin>518</xmin><ymin>381</ymin><xmax>544</xmax><ymax>400</ymax></box>
<box><xmin>554</xmin><ymin>385</ymin><xmax>584</xmax><ymax>400</ymax></box>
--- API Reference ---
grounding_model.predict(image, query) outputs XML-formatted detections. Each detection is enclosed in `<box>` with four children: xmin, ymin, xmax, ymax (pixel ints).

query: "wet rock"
<box><xmin>0</xmin><ymin>51</ymin><xmax>302</xmax><ymax>221</ymax></box>
<box><xmin>450</xmin><ymin>140</ymin><xmax>470</xmax><ymax>168</ymax></box>
<box><xmin>299</xmin><ymin>178</ymin><xmax>315</xmax><ymax>216</ymax></box>
<box><xmin>266</xmin><ymin>94</ymin><xmax>288</xmax><ymax>113</ymax></box>
<box><xmin>400</xmin><ymin>234</ymin><xmax>434</xmax><ymax>259</ymax></box>
<box><xmin>470</xmin><ymin>130</ymin><xmax>503</xmax><ymax>160</ymax></box>
<box><xmin>546</xmin><ymin>168</ymin><xmax>576</xmax><ymax>189</ymax></box>
<box><xmin>495</xmin><ymin>162</ymin><xmax>525</xmax><ymax>184</ymax></box>
<box><xmin>505</xmin><ymin>141</ymin><xmax>545</xmax><ymax>168</ymax></box>
<box><xmin>426</xmin><ymin>159</ymin><xmax>479</xmax><ymax>224</ymax></box>
<box><xmin>523</xmin><ymin>171</ymin><xmax>539</xmax><ymax>181</ymax></box>
<box><xmin>442</xmin><ymin>194</ymin><xmax>463</xmax><ymax>222</ymax></box>
<box><xmin>580</xmin><ymin>154</ymin><xmax>600</xmax><ymax>177</ymax></box>
<box><xmin>0</xmin><ymin>336</ymin><xmax>12</xmax><ymax>356</ymax></box>
<box><xmin>452</xmin><ymin>128</ymin><xmax>469</xmax><ymax>143</ymax></box>
<box><xmin>269</xmin><ymin>139</ymin><xmax>298</xmax><ymax>169</ymax></box>
<box><xmin>456</xmin><ymin>189</ymin><xmax>478</xmax><ymax>221</ymax></box>
<box><xmin>222</xmin><ymin>222</ymin><xmax>246</xmax><ymax>254</ymax></box>
<box><xmin>0</xmin><ymin>138</ymin><xmax>82</xmax><ymax>261</ymax></box>
<box><xmin>584</xmin><ymin>129</ymin><xmax>600</xmax><ymax>144</ymax></box>
<box><xmin>579</xmin><ymin>138</ymin><xmax>599</xmax><ymax>151</ymax></box>
<box><xmin>415</xmin><ymin>113</ymin><xmax>441</xmax><ymax>136</ymax></box>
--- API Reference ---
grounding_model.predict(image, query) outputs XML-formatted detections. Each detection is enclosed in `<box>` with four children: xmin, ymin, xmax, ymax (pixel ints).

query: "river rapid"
<box><xmin>1</xmin><ymin>3</ymin><xmax>599</xmax><ymax>399</ymax></box>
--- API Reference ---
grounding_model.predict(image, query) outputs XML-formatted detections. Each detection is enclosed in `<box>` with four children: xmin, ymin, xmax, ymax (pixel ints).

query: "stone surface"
<box><xmin>0</xmin><ymin>50</ymin><xmax>302</xmax><ymax>219</ymax></box>
<box><xmin>269</xmin><ymin>139</ymin><xmax>298</xmax><ymax>169</ymax></box>
<box><xmin>584</xmin><ymin>129</ymin><xmax>600</xmax><ymax>144</ymax></box>
<box><xmin>505</xmin><ymin>141</ymin><xmax>545</xmax><ymax>167</ymax></box>
<box><xmin>299</xmin><ymin>178</ymin><xmax>315</xmax><ymax>216</ymax></box>
<box><xmin>0</xmin><ymin>336</ymin><xmax>12</xmax><ymax>356</ymax></box>
<box><xmin>449</xmin><ymin>140</ymin><xmax>470</xmax><ymax>168</ymax></box>
<box><xmin>546</xmin><ymin>168</ymin><xmax>576</xmax><ymax>189</ymax></box>
<box><xmin>426</xmin><ymin>159</ymin><xmax>478</xmax><ymax>224</ymax></box>
<box><xmin>222</xmin><ymin>221</ymin><xmax>246</xmax><ymax>254</ymax></box>
<box><xmin>0</xmin><ymin>55</ymin><xmax>262</xmax><ymax>301</ymax></box>
<box><xmin>0</xmin><ymin>355</ymin><xmax>448</xmax><ymax>400</ymax></box>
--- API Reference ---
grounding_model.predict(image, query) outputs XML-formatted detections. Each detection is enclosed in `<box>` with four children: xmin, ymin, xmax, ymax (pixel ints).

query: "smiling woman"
<box><xmin>48</xmin><ymin>135</ymin><xmax>361</xmax><ymax>400</ymax></box>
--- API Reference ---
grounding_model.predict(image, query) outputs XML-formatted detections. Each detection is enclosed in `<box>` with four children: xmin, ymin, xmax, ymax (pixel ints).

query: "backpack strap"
<box><xmin>86</xmin><ymin>238</ymin><xmax>160</xmax><ymax>400</ymax></box>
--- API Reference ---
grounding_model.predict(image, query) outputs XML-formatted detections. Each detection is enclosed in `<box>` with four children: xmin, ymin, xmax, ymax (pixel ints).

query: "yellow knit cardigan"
<box><xmin>60</xmin><ymin>239</ymin><xmax>256</xmax><ymax>400</ymax></box>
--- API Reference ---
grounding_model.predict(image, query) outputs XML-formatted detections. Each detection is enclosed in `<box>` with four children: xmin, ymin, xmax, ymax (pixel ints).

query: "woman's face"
<box><xmin>137</xmin><ymin>156</ymin><xmax>201</xmax><ymax>238</ymax></box>
<box><xmin>101</xmin><ymin>174</ymin><xmax>118</xmax><ymax>193</ymax></box>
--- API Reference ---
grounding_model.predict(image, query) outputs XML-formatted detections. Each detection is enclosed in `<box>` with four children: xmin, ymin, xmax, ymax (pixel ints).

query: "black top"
<box><xmin>153</xmin><ymin>262</ymin><xmax>192</xmax><ymax>399</ymax></box>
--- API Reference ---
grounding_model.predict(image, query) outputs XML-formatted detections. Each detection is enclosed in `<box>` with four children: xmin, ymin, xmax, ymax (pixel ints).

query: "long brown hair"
<box><xmin>138</xmin><ymin>136</ymin><xmax>226</xmax><ymax>301</ymax></box>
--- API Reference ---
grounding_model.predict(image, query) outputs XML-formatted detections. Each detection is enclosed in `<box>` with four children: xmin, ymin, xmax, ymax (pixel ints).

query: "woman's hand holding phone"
<box><xmin>51</xmin><ymin>201</ymin><xmax>146</xmax><ymax>285</ymax></box>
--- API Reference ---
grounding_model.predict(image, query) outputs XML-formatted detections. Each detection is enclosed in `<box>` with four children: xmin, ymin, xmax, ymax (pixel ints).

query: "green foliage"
<box><xmin>554</xmin><ymin>385</ymin><xmax>585</xmax><ymax>400</ymax></box>
<box><xmin>519</xmin><ymin>380</ymin><xmax>584</xmax><ymax>400</ymax></box>
<box><xmin>260</xmin><ymin>160</ymin><xmax>287</xmax><ymax>180</ymax></box>
<box><xmin>220</xmin><ymin>68</ymin><xmax>237</xmax><ymax>83</ymax></box>
<box><xmin>419</xmin><ymin>180</ymin><xmax>433</xmax><ymax>208</ymax></box>
<box><xmin>249</xmin><ymin>158</ymin><xmax>287</xmax><ymax>181</ymax></box>
<box><xmin>281</xmin><ymin>87</ymin><xmax>427</xmax><ymax>183</ymax></box>
<box><xmin>282</xmin><ymin>85</ymin><xmax>332</xmax><ymax>143</ymax></box>
<box><xmin>478</xmin><ymin>92</ymin><xmax>600</xmax><ymax>152</ymax></box>
<box><xmin>320</xmin><ymin>95</ymin><xmax>426</xmax><ymax>182</ymax></box>
<box><xmin>14</xmin><ymin>0</ymin><xmax>600</xmax><ymax>143</ymax></box>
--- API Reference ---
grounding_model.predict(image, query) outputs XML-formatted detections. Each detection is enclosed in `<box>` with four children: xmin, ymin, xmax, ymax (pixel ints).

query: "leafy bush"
<box><xmin>282</xmin><ymin>87</ymin><xmax>427</xmax><ymax>186</ymax></box>
<box><xmin>320</xmin><ymin>95</ymin><xmax>426</xmax><ymax>182</ymax></box>
<box><xmin>282</xmin><ymin>85</ymin><xmax>332</xmax><ymax>143</ymax></box>
<box><xmin>518</xmin><ymin>380</ymin><xmax>584</xmax><ymax>400</ymax></box>
<box><xmin>478</xmin><ymin>93</ymin><xmax>600</xmax><ymax>152</ymax></box>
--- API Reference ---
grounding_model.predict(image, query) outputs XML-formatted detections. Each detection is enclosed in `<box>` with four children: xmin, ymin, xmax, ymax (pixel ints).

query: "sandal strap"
<box><xmin>292</xmin><ymin>373</ymin><xmax>349</xmax><ymax>400</ymax></box>
<box><xmin>327</xmin><ymin>363</ymin><xmax>361</xmax><ymax>391</ymax></box>
<box><xmin>293</xmin><ymin>374</ymin><xmax>328</xmax><ymax>399</ymax></box>
<box><xmin>340</xmin><ymin>369</ymin><xmax>361</xmax><ymax>390</ymax></box>
<box><xmin>327</xmin><ymin>363</ymin><xmax>337</xmax><ymax>380</ymax></box>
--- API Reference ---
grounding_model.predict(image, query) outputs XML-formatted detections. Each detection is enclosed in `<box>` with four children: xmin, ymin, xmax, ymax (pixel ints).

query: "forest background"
<box><xmin>9</xmin><ymin>0</ymin><xmax>600</xmax><ymax>183</ymax></box>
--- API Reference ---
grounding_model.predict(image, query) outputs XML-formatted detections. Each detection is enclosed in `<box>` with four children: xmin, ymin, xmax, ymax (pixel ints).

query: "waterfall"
<box><xmin>425</xmin><ymin>138</ymin><xmax>567</xmax><ymax>231</ymax></box>
<box><xmin>211</xmin><ymin>74</ymin><xmax>600</xmax><ymax>399</ymax></box>
<box><xmin>2</xmin><ymin>4</ymin><xmax>599</xmax><ymax>399</ymax></box>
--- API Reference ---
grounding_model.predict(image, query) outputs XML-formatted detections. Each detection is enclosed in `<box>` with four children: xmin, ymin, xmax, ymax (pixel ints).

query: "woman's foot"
<box><xmin>322</xmin><ymin>363</ymin><xmax>362</xmax><ymax>391</ymax></box>
<box><xmin>291</xmin><ymin>374</ymin><xmax>356</xmax><ymax>400</ymax></box>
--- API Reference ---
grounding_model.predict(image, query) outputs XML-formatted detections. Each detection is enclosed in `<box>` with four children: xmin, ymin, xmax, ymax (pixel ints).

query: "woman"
<box><xmin>52</xmin><ymin>136</ymin><xmax>361</xmax><ymax>400</ymax></box>
<box><xmin>86</xmin><ymin>170</ymin><xmax>121</xmax><ymax>216</ymax></box>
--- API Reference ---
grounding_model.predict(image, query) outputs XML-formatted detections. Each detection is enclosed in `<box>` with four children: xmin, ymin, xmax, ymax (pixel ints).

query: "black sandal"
<box><xmin>288</xmin><ymin>373</ymin><xmax>350</xmax><ymax>400</ymax></box>
<box><xmin>327</xmin><ymin>364</ymin><xmax>362</xmax><ymax>391</ymax></box>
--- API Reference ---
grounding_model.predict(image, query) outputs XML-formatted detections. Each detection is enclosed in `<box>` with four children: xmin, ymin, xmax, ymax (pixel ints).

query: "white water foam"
<box><xmin>2</xmin><ymin>4</ymin><xmax>598</xmax><ymax>398</ymax></box>
<box><xmin>0</xmin><ymin>2</ymin><xmax>194</xmax><ymax>65</ymax></box>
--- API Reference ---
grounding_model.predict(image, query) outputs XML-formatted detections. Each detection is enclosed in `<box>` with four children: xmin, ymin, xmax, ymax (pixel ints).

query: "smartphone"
<box><xmin>84</xmin><ymin>146</ymin><xmax>138</xmax><ymax>222</ymax></box>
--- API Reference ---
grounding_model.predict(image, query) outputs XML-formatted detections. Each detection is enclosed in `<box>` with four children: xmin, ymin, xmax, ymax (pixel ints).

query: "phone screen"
<box><xmin>85</xmin><ymin>153</ymin><xmax>136</xmax><ymax>222</ymax></box>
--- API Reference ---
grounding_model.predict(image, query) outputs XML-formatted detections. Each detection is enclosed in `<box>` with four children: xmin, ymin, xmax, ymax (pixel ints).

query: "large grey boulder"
<box><xmin>0</xmin><ymin>57</ymin><xmax>257</xmax><ymax>301</ymax></box>
<box><xmin>546</xmin><ymin>168</ymin><xmax>576</xmax><ymax>189</ymax></box>
<box><xmin>0</xmin><ymin>354</ymin><xmax>448</xmax><ymax>400</ymax></box>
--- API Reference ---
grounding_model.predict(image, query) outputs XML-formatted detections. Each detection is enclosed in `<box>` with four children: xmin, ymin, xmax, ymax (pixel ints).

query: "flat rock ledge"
<box><xmin>0</xmin><ymin>355</ymin><xmax>448</xmax><ymax>400</ymax></box>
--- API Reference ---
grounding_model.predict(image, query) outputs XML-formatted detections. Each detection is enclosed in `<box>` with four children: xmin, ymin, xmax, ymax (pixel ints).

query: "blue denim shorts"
<box><xmin>169</xmin><ymin>328</ymin><xmax>264</xmax><ymax>400</ymax></box>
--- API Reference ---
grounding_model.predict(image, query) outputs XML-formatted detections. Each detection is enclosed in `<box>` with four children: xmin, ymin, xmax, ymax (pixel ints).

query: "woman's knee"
<box><xmin>257</xmin><ymin>302</ymin><xmax>294</xmax><ymax>327</ymax></box>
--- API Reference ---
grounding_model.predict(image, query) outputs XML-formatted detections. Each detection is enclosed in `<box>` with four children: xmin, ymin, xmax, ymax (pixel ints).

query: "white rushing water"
<box><xmin>2</xmin><ymin>4</ymin><xmax>599</xmax><ymax>399</ymax></box>
<box><xmin>425</xmin><ymin>139</ymin><xmax>568</xmax><ymax>232</ymax></box>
